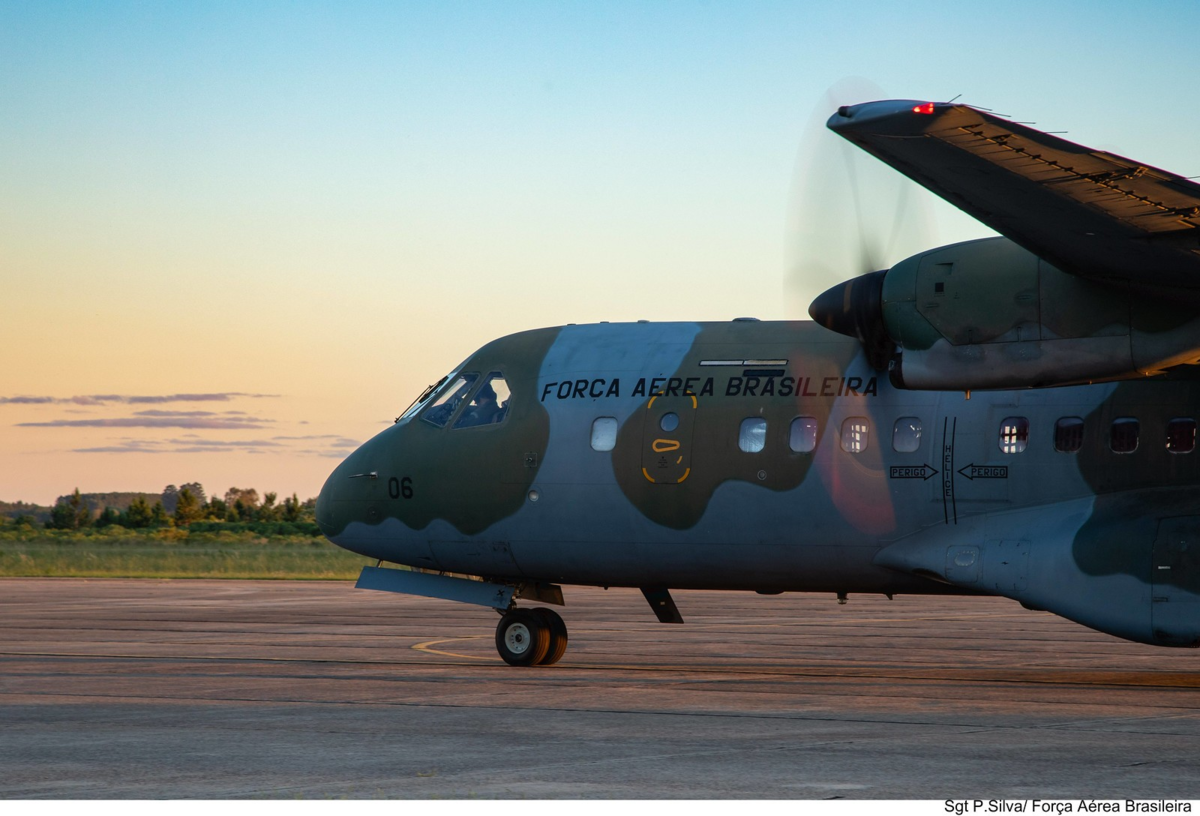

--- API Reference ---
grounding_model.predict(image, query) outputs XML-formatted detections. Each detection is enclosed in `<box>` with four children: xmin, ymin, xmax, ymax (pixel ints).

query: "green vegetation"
<box><xmin>0</xmin><ymin>483</ymin><xmax>374</xmax><ymax>579</ymax></box>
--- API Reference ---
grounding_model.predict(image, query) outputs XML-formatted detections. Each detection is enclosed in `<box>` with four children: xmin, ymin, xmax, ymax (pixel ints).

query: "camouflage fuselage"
<box><xmin>317</xmin><ymin>320</ymin><xmax>1200</xmax><ymax>647</ymax></box>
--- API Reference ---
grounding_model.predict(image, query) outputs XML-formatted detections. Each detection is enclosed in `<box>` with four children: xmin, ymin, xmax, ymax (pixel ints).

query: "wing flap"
<box><xmin>828</xmin><ymin>100</ymin><xmax>1200</xmax><ymax>290</ymax></box>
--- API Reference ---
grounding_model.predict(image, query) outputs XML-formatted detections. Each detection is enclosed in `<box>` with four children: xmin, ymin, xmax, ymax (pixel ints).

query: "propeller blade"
<box><xmin>784</xmin><ymin>79</ymin><xmax>937</xmax><ymax>369</ymax></box>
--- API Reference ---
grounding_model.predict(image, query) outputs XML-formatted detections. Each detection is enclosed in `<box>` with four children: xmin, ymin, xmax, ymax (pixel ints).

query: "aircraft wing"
<box><xmin>828</xmin><ymin>100</ymin><xmax>1200</xmax><ymax>291</ymax></box>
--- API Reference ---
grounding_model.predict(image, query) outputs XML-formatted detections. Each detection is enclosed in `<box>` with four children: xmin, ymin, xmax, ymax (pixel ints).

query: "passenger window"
<box><xmin>591</xmin><ymin>417</ymin><xmax>617</xmax><ymax>451</ymax></box>
<box><xmin>739</xmin><ymin>418</ymin><xmax>767</xmax><ymax>453</ymax></box>
<box><xmin>1110</xmin><ymin>417</ymin><xmax>1139</xmax><ymax>454</ymax></box>
<box><xmin>454</xmin><ymin>372</ymin><xmax>511</xmax><ymax>429</ymax></box>
<box><xmin>841</xmin><ymin>417</ymin><xmax>869</xmax><ymax>453</ymax></box>
<box><xmin>1054</xmin><ymin>417</ymin><xmax>1084</xmax><ymax>453</ymax></box>
<box><xmin>421</xmin><ymin>373</ymin><xmax>479</xmax><ymax>428</ymax></box>
<box><xmin>892</xmin><ymin>417</ymin><xmax>922</xmax><ymax>453</ymax></box>
<box><xmin>789</xmin><ymin>417</ymin><xmax>817</xmax><ymax>453</ymax></box>
<box><xmin>1167</xmin><ymin>418</ymin><xmax>1195</xmax><ymax>453</ymax></box>
<box><xmin>999</xmin><ymin>417</ymin><xmax>1029</xmax><ymax>454</ymax></box>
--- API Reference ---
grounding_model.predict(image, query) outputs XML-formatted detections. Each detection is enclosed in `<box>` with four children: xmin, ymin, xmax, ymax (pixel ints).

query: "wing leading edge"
<box><xmin>828</xmin><ymin>100</ymin><xmax>1200</xmax><ymax>292</ymax></box>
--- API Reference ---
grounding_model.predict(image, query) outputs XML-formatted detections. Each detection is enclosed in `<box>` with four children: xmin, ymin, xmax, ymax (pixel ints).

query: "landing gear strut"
<box><xmin>495</xmin><ymin>607</ymin><xmax>568</xmax><ymax>666</ymax></box>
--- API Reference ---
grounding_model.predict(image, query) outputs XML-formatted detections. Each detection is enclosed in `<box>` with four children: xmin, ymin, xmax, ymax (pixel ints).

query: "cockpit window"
<box><xmin>397</xmin><ymin>376</ymin><xmax>448</xmax><ymax>423</ymax></box>
<box><xmin>454</xmin><ymin>372</ymin><xmax>512</xmax><ymax>429</ymax></box>
<box><xmin>421</xmin><ymin>373</ymin><xmax>479</xmax><ymax>428</ymax></box>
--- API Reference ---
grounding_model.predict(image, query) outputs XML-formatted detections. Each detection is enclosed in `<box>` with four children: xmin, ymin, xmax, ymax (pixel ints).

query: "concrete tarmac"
<box><xmin>2</xmin><ymin>578</ymin><xmax>1200</xmax><ymax>799</ymax></box>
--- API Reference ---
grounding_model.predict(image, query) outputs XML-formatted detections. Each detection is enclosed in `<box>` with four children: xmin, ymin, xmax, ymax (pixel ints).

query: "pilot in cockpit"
<box><xmin>453</xmin><ymin>374</ymin><xmax>511</xmax><ymax>428</ymax></box>
<box><xmin>460</xmin><ymin>383</ymin><xmax>500</xmax><ymax>426</ymax></box>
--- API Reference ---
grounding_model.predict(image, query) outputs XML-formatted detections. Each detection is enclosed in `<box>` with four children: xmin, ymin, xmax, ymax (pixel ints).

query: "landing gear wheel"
<box><xmin>495</xmin><ymin>608</ymin><xmax>550</xmax><ymax>666</ymax></box>
<box><xmin>533</xmin><ymin>607</ymin><xmax>568</xmax><ymax>666</ymax></box>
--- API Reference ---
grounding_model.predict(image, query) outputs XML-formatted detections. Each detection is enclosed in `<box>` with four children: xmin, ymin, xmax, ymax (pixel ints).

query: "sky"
<box><xmin>2</xmin><ymin>0</ymin><xmax>1198</xmax><ymax>506</ymax></box>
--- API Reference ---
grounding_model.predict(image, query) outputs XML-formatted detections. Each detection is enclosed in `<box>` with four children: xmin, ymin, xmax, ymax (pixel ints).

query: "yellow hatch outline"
<box><xmin>646</xmin><ymin>394</ymin><xmax>698</xmax><ymax>410</ymax></box>
<box><xmin>643</xmin><ymin>393</ymin><xmax>699</xmax><ymax>484</ymax></box>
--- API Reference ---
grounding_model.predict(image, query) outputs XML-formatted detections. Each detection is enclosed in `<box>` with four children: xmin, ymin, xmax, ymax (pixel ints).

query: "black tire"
<box><xmin>533</xmin><ymin>607</ymin><xmax>568</xmax><ymax>666</ymax></box>
<box><xmin>495</xmin><ymin>609</ymin><xmax>549</xmax><ymax>666</ymax></box>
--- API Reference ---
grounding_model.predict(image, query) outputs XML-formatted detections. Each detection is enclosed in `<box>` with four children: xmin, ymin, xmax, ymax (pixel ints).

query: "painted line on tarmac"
<box><xmin>411</xmin><ymin>636</ymin><xmax>494</xmax><ymax>661</ymax></box>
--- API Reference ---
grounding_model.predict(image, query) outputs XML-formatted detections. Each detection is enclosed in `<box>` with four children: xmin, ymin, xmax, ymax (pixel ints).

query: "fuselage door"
<box><xmin>1152</xmin><ymin>517</ymin><xmax>1200</xmax><ymax>646</ymax></box>
<box><xmin>639</xmin><ymin>394</ymin><xmax>697</xmax><ymax>485</ymax></box>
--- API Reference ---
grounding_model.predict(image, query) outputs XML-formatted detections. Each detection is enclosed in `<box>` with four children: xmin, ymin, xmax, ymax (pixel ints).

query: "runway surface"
<box><xmin>2</xmin><ymin>578</ymin><xmax>1200</xmax><ymax>799</ymax></box>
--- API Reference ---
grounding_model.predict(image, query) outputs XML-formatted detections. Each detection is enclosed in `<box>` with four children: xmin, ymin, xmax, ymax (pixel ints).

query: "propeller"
<box><xmin>783</xmin><ymin>79</ymin><xmax>936</xmax><ymax>370</ymax></box>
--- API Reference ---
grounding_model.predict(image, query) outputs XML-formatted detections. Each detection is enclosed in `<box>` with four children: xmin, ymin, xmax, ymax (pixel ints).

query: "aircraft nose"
<box><xmin>315</xmin><ymin>467</ymin><xmax>338</xmax><ymax>538</ymax></box>
<box><xmin>315</xmin><ymin>430</ymin><xmax>391</xmax><ymax>542</ymax></box>
<box><xmin>315</xmin><ymin>457</ymin><xmax>348</xmax><ymax>539</ymax></box>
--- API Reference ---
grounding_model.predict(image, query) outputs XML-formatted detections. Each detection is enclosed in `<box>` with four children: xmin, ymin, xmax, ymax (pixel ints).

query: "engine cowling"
<box><xmin>810</xmin><ymin>236</ymin><xmax>1200</xmax><ymax>390</ymax></box>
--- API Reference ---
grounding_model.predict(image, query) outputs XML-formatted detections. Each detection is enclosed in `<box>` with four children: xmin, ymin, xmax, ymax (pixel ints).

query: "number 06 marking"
<box><xmin>388</xmin><ymin>477</ymin><xmax>414</xmax><ymax>500</ymax></box>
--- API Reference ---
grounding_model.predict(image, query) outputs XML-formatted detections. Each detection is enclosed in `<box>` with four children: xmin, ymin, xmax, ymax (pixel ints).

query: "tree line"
<box><xmin>8</xmin><ymin>484</ymin><xmax>320</xmax><ymax>531</ymax></box>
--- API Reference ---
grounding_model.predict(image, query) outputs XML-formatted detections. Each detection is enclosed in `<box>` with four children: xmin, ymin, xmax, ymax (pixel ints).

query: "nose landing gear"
<box><xmin>495</xmin><ymin>607</ymin><xmax>568</xmax><ymax>666</ymax></box>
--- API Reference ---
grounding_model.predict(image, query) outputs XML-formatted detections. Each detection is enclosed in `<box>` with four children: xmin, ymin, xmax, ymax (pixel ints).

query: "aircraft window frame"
<box><xmin>420</xmin><ymin>373</ymin><xmax>479</xmax><ymax>428</ymax></box>
<box><xmin>590</xmin><ymin>417</ymin><xmax>618</xmax><ymax>452</ymax></box>
<box><xmin>1054</xmin><ymin>417</ymin><xmax>1085</xmax><ymax>454</ymax></box>
<box><xmin>1110</xmin><ymin>417</ymin><xmax>1139</xmax><ymax>454</ymax></box>
<box><xmin>998</xmin><ymin>417</ymin><xmax>1029</xmax><ymax>454</ymax></box>
<box><xmin>1167</xmin><ymin>418</ymin><xmax>1196</xmax><ymax>454</ymax></box>
<box><xmin>452</xmin><ymin>371</ymin><xmax>512</xmax><ymax>429</ymax></box>
<box><xmin>841</xmin><ymin>417</ymin><xmax>869</xmax><ymax>454</ymax></box>
<box><xmin>788</xmin><ymin>417</ymin><xmax>818</xmax><ymax>454</ymax></box>
<box><xmin>892</xmin><ymin>417</ymin><xmax>922</xmax><ymax>453</ymax></box>
<box><xmin>397</xmin><ymin>375</ymin><xmax>448</xmax><ymax>423</ymax></box>
<box><xmin>738</xmin><ymin>417</ymin><xmax>767</xmax><ymax>453</ymax></box>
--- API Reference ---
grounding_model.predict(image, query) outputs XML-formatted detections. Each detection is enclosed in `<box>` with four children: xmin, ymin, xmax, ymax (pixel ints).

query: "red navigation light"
<box><xmin>912</xmin><ymin>102</ymin><xmax>936</xmax><ymax>114</ymax></box>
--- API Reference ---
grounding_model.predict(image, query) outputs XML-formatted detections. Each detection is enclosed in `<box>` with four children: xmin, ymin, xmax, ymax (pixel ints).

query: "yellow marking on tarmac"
<box><xmin>411</xmin><ymin>636</ymin><xmax>495</xmax><ymax>661</ymax></box>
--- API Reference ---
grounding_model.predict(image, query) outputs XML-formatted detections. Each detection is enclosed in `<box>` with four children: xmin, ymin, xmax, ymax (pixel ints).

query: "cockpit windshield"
<box><xmin>420</xmin><ymin>373</ymin><xmax>479</xmax><ymax>428</ymax></box>
<box><xmin>453</xmin><ymin>372</ymin><xmax>511</xmax><ymax>428</ymax></box>
<box><xmin>396</xmin><ymin>376</ymin><xmax>447</xmax><ymax>423</ymax></box>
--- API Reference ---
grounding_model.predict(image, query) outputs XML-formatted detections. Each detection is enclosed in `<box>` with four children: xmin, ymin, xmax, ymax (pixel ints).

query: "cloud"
<box><xmin>133</xmin><ymin>410</ymin><xmax>219</xmax><ymax>417</ymax></box>
<box><xmin>1</xmin><ymin>392</ymin><xmax>279</xmax><ymax>406</ymax></box>
<box><xmin>273</xmin><ymin>435</ymin><xmax>358</xmax><ymax>447</ymax></box>
<box><xmin>164</xmin><ymin>438</ymin><xmax>283</xmax><ymax>448</ymax></box>
<box><xmin>72</xmin><ymin>438</ymin><xmax>163</xmax><ymax>454</ymax></box>
<box><xmin>63</xmin><ymin>430</ymin><xmax>353</xmax><ymax>457</ymax></box>
<box><xmin>0</xmin><ymin>396</ymin><xmax>57</xmax><ymax>404</ymax></box>
<box><xmin>22</xmin><ymin>416</ymin><xmax>272</xmax><ymax>430</ymax></box>
<box><xmin>125</xmin><ymin>393</ymin><xmax>278</xmax><ymax>404</ymax></box>
<box><xmin>71</xmin><ymin>436</ymin><xmax>281</xmax><ymax>454</ymax></box>
<box><xmin>73</xmin><ymin>445</ymin><xmax>167</xmax><ymax>454</ymax></box>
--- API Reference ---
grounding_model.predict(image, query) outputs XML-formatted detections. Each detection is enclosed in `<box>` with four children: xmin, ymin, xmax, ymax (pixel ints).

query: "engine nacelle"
<box><xmin>811</xmin><ymin>237</ymin><xmax>1200</xmax><ymax>390</ymax></box>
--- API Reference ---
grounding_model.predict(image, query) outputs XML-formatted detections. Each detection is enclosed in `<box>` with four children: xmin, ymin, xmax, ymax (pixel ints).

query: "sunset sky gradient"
<box><xmin>3</xmin><ymin>0</ymin><xmax>1197</xmax><ymax>505</ymax></box>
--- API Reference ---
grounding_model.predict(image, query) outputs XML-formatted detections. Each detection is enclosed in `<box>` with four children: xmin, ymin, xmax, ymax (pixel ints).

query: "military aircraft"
<box><xmin>316</xmin><ymin>99</ymin><xmax>1200</xmax><ymax>666</ymax></box>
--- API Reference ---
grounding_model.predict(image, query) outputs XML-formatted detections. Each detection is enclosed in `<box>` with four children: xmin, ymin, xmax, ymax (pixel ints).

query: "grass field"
<box><xmin>0</xmin><ymin>530</ymin><xmax>374</xmax><ymax>579</ymax></box>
